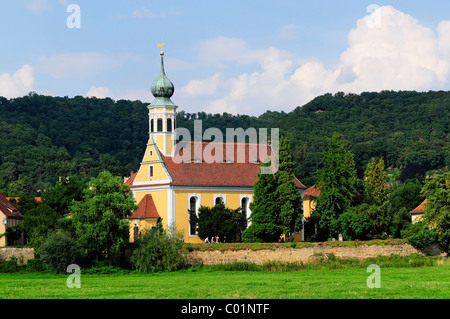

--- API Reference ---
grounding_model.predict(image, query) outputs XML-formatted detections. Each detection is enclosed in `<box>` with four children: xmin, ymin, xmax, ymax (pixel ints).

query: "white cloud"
<box><xmin>180</xmin><ymin>72</ymin><xmax>224</xmax><ymax>97</ymax></box>
<box><xmin>182</xmin><ymin>6</ymin><xmax>450</xmax><ymax>115</ymax></box>
<box><xmin>0</xmin><ymin>65</ymin><xmax>35</xmax><ymax>98</ymax></box>
<box><xmin>86</xmin><ymin>86</ymin><xmax>113</xmax><ymax>99</ymax></box>
<box><xmin>337</xmin><ymin>5</ymin><xmax>449</xmax><ymax>92</ymax></box>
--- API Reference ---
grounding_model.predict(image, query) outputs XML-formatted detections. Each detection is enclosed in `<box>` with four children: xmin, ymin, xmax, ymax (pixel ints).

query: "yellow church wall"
<box><xmin>142</xmin><ymin>141</ymin><xmax>160</xmax><ymax>162</ymax></box>
<box><xmin>134</xmin><ymin>163</ymin><xmax>169</xmax><ymax>184</ymax></box>
<box><xmin>174</xmin><ymin>189</ymin><xmax>253</xmax><ymax>244</ymax></box>
<box><xmin>166</xmin><ymin>135</ymin><xmax>173</xmax><ymax>156</ymax></box>
<box><xmin>127</xmin><ymin>218</ymin><xmax>158</xmax><ymax>242</ymax></box>
<box><xmin>303</xmin><ymin>198</ymin><xmax>316</xmax><ymax>219</ymax></box>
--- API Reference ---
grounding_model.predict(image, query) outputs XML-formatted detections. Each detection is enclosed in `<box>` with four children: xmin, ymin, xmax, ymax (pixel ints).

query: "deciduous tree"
<box><xmin>69</xmin><ymin>171</ymin><xmax>137</xmax><ymax>265</ymax></box>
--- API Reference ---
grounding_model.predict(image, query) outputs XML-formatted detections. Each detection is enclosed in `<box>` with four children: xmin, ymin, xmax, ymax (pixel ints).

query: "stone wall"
<box><xmin>0</xmin><ymin>247</ymin><xmax>35</xmax><ymax>264</ymax></box>
<box><xmin>187</xmin><ymin>242</ymin><xmax>445</xmax><ymax>265</ymax></box>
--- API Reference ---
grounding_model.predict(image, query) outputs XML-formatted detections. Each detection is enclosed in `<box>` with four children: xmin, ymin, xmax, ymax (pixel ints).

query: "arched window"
<box><xmin>167</xmin><ymin>118</ymin><xmax>172</xmax><ymax>132</ymax></box>
<box><xmin>150</xmin><ymin>119</ymin><xmax>154</xmax><ymax>132</ymax></box>
<box><xmin>241</xmin><ymin>197</ymin><xmax>248</xmax><ymax>216</ymax></box>
<box><xmin>157</xmin><ymin>118</ymin><xmax>163</xmax><ymax>132</ymax></box>
<box><xmin>215</xmin><ymin>197</ymin><xmax>224</xmax><ymax>206</ymax></box>
<box><xmin>189</xmin><ymin>197</ymin><xmax>197</xmax><ymax>235</ymax></box>
<box><xmin>133</xmin><ymin>225</ymin><xmax>140</xmax><ymax>242</ymax></box>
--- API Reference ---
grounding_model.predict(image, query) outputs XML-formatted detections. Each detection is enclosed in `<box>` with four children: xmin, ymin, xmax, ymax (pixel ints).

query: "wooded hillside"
<box><xmin>0</xmin><ymin>90</ymin><xmax>448</xmax><ymax>195</ymax></box>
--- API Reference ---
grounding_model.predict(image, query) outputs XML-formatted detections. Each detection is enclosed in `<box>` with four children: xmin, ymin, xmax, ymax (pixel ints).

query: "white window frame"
<box><xmin>213</xmin><ymin>194</ymin><xmax>227</xmax><ymax>206</ymax></box>
<box><xmin>240</xmin><ymin>194</ymin><xmax>252</xmax><ymax>227</ymax></box>
<box><xmin>188</xmin><ymin>193</ymin><xmax>201</xmax><ymax>237</ymax></box>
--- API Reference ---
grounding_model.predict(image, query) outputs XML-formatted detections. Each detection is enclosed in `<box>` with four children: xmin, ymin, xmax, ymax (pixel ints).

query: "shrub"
<box><xmin>39</xmin><ymin>229</ymin><xmax>84</xmax><ymax>273</ymax></box>
<box><xmin>82</xmin><ymin>261</ymin><xmax>130</xmax><ymax>275</ymax></box>
<box><xmin>0</xmin><ymin>257</ymin><xmax>18</xmax><ymax>273</ymax></box>
<box><xmin>401</xmin><ymin>221</ymin><xmax>437</xmax><ymax>250</ymax></box>
<box><xmin>26</xmin><ymin>258</ymin><xmax>46</xmax><ymax>272</ymax></box>
<box><xmin>131</xmin><ymin>224</ymin><xmax>187</xmax><ymax>273</ymax></box>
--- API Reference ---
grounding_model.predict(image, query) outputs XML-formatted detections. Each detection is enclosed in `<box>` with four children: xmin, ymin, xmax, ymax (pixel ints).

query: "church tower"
<box><xmin>148</xmin><ymin>46</ymin><xmax>177</xmax><ymax>156</ymax></box>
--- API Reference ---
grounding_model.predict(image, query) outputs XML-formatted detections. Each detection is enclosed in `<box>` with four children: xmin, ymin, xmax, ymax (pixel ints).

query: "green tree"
<box><xmin>364</xmin><ymin>157</ymin><xmax>388</xmax><ymax>206</ymax></box>
<box><xmin>42</xmin><ymin>175</ymin><xmax>86</xmax><ymax>216</ymax></box>
<box><xmin>69</xmin><ymin>171</ymin><xmax>137</xmax><ymax>265</ymax></box>
<box><xmin>9</xmin><ymin>195</ymin><xmax>41</xmax><ymax>215</ymax></box>
<box><xmin>22</xmin><ymin>203</ymin><xmax>60</xmax><ymax>254</ymax></box>
<box><xmin>388</xmin><ymin>179</ymin><xmax>424</xmax><ymax>215</ymax></box>
<box><xmin>338</xmin><ymin>204</ymin><xmax>375</xmax><ymax>240</ymax></box>
<box><xmin>189</xmin><ymin>203</ymin><xmax>247</xmax><ymax>242</ymax></box>
<box><xmin>39</xmin><ymin>229</ymin><xmax>84</xmax><ymax>273</ymax></box>
<box><xmin>313</xmin><ymin>133</ymin><xmax>358</xmax><ymax>240</ymax></box>
<box><xmin>422</xmin><ymin>172</ymin><xmax>450</xmax><ymax>252</ymax></box>
<box><xmin>363</xmin><ymin>157</ymin><xmax>391</xmax><ymax>236</ymax></box>
<box><xmin>242</xmin><ymin>160</ymin><xmax>282</xmax><ymax>242</ymax></box>
<box><xmin>275</xmin><ymin>136</ymin><xmax>303</xmax><ymax>234</ymax></box>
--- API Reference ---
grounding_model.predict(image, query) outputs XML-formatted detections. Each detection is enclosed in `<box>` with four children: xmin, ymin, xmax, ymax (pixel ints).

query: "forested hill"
<box><xmin>0</xmin><ymin>90</ymin><xmax>449</xmax><ymax>196</ymax></box>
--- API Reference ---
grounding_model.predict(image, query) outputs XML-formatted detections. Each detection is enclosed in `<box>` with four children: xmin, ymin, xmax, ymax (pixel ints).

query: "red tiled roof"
<box><xmin>126</xmin><ymin>141</ymin><xmax>306</xmax><ymax>189</ymax></box>
<box><xmin>293</xmin><ymin>177</ymin><xmax>306</xmax><ymax>189</ymax></box>
<box><xmin>304</xmin><ymin>185</ymin><xmax>321</xmax><ymax>198</ymax></box>
<box><xmin>410</xmin><ymin>198</ymin><xmax>427</xmax><ymax>214</ymax></box>
<box><xmin>127</xmin><ymin>194</ymin><xmax>160</xmax><ymax>219</ymax></box>
<box><xmin>164</xmin><ymin>141</ymin><xmax>305</xmax><ymax>187</ymax></box>
<box><xmin>0</xmin><ymin>193</ymin><xmax>23</xmax><ymax>219</ymax></box>
<box><xmin>124</xmin><ymin>171</ymin><xmax>137</xmax><ymax>187</ymax></box>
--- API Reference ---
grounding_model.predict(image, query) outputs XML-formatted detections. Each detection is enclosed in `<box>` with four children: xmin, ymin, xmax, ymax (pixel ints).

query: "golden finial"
<box><xmin>157</xmin><ymin>37</ymin><xmax>166</xmax><ymax>55</ymax></box>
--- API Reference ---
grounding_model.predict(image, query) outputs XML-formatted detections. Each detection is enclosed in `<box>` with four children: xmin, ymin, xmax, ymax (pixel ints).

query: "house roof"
<box><xmin>128</xmin><ymin>141</ymin><xmax>306</xmax><ymax>189</ymax></box>
<box><xmin>0</xmin><ymin>193</ymin><xmax>23</xmax><ymax>219</ymax></box>
<box><xmin>127</xmin><ymin>194</ymin><xmax>161</xmax><ymax>219</ymax></box>
<box><xmin>303</xmin><ymin>185</ymin><xmax>321</xmax><ymax>198</ymax></box>
<box><xmin>164</xmin><ymin>141</ymin><xmax>269</xmax><ymax>187</ymax></box>
<box><xmin>410</xmin><ymin>198</ymin><xmax>427</xmax><ymax>214</ymax></box>
<box><xmin>124</xmin><ymin>172</ymin><xmax>137</xmax><ymax>187</ymax></box>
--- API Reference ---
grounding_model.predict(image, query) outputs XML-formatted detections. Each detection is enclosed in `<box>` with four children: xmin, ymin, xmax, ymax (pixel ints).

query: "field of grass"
<box><xmin>1</xmin><ymin>263</ymin><xmax>449</xmax><ymax>299</ymax></box>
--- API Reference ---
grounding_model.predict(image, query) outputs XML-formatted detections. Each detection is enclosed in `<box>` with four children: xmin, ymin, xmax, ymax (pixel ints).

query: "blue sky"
<box><xmin>2</xmin><ymin>0</ymin><xmax>450</xmax><ymax>115</ymax></box>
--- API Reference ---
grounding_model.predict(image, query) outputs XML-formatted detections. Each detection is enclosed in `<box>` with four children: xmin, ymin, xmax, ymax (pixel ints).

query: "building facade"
<box><xmin>126</xmin><ymin>50</ymin><xmax>306</xmax><ymax>243</ymax></box>
<box><xmin>0</xmin><ymin>193</ymin><xmax>23</xmax><ymax>247</ymax></box>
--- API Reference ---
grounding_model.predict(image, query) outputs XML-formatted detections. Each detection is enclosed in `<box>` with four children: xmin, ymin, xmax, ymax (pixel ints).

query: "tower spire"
<box><xmin>157</xmin><ymin>38</ymin><xmax>166</xmax><ymax>56</ymax></box>
<box><xmin>148</xmin><ymin>41</ymin><xmax>177</xmax><ymax>156</ymax></box>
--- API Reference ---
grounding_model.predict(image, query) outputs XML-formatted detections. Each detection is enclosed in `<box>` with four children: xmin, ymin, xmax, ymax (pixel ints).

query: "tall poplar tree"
<box><xmin>275</xmin><ymin>136</ymin><xmax>303</xmax><ymax>234</ymax></box>
<box><xmin>242</xmin><ymin>159</ymin><xmax>282</xmax><ymax>242</ymax></box>
<box><xmin>364</xmin><ymin>157</ymin><xmax>388</xmax><ymax>206</ymax></box>
<box><xmin>243</xmin><ymin>137</ymin><xmax>303</xmax><ymax>242</ymax></box>
<box><xmin>314</xmin><ymin>133</ymin><xmax>357</xmax><ymax>240</ymax></box>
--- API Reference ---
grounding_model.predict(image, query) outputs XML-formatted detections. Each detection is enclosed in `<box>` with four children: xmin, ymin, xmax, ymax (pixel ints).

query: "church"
<box><xmin>125</xmin><ymin>47</ymin><xmax>306</xmax><ymax>244</ymax></box>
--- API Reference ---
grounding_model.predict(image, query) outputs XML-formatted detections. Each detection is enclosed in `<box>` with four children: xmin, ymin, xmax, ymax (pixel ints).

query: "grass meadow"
<box><xmin>1</xmin><ymin>262</ymin><xmax>449</xmax><ymax>299</ymax></box>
